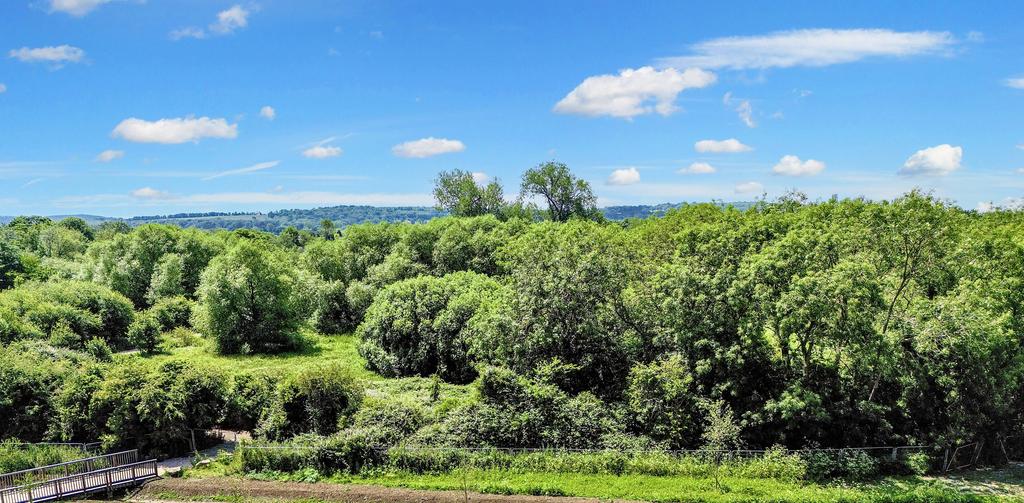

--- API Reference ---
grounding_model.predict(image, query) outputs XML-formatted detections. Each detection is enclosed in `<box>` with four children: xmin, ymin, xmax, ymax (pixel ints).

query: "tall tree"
<box><xmin>520</xmin><ymin>162</ymin><xmax>599</xmax><ymax>222</ymax></box>
<box><xmin>433</xmin><ymin>169</ymin><xmax>506</xmax><ymax>217</ymax></box>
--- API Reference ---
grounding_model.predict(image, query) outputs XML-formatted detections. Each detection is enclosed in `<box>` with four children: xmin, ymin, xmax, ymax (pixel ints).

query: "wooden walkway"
<box><xmin>0</xmin><ymin>450</ymin><xmax>158</xmax><ymax>503</ymax></box>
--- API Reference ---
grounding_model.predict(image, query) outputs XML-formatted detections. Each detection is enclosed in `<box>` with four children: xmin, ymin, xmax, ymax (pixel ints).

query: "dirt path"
<box><xmin>128</xmin><ymin>477</ymin><xmax>638</xmax><ymax>503</ymax></box>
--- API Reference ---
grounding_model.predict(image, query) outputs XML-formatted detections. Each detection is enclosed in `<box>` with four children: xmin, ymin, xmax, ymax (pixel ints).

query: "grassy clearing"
<box><xmin>140</xmin><ymin>332</ymin><xmax>378</xmax><ymax>381</ymax></box>
<box><xmin>139</xmin><ymin>331</ymin><xmax>474</xmax><ymax>405</ymax></box>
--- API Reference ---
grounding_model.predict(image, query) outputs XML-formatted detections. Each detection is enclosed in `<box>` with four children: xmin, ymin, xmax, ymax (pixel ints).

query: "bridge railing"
<box><xmin>0</xmin><ymin>450</ymin><xmax>138</xmax><ymax>489</ymax></box>
<box><xmin>0</xmin><ymin>459</ymin><xmax>157</xmax><ymax>503</ymax></box>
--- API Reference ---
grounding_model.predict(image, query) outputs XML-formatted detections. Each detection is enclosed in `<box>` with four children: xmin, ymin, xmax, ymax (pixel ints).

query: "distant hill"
<box><xmin>1</xmin><ymin>202</ymin><xmax>757</xmax><ymax>233</ymax></box>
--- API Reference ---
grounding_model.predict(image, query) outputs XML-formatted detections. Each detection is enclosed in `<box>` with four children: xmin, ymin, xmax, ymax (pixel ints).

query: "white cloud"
<box><xmin>678</xmin><ymin>162</ymin><xmax>716</xmax><ymax>174</ymax></box>
<box><xmin>554</xmin><ymin>66</ymin><xmax>716</xmax><ymax>119</ymax></box>
<box><xmin>170</xmin><ymin>27</ymin><xmax>207</xmax><ymax>40</ymax></box>
<box><xmin>211</xmin><ymin>5</ymin><xmax>249</xmax><ymax>34</ymax></box>
<box><xmin>9</xmin><ymin>45</ymin><xmax>85</xmax><ymax>68</ymax></box>
<box><xmin>723</xmin><ymin>92</ymin><xmax>755</xmax><ymax>127</ymax></box>
<box><xmin>900</xmin><ymin>144</ymin><xmax>962</xmax><ymax>176</ymax></box>
<box><xmin>735</xmin><ymin>181</ymin><xmax>764</xmax><ymax>194</ymax></box>
<box><xmin>131</xmin><ymin>187</ymin><xmax>171</xmax><ymax>199</ymax></box>
<box><xmin>111</xmin><ymin>116</ymin><xmax>238</xmax><ymax>144</ymax></box>
<box><xmin>773</xmin><ymin>155</ymin><xmax>826</xmax><ymax>176</ymax></box>
<box><xmin>259</xmin><ymin>106</ymin><xmax>275</xmax><ymax>120</ymax></box>
<box><xmin>0</xmin><ymin>83</ymin><xmax>6</xmax><ymax>93</ymax></box>
<box><xmin>392</xmin><ymin>137</ymin><xmax>466</xmax><ymax>158</ymax></box>
<box><xmin>95</xmin><ymin>149</ymin><xmax>124</xmax><ymax>162</ymax></box>
<box><xmin>695</xmin><ymin>138</ymin><xmax>751</xmax><ymax>153</ymax></box>
<box><xmin>1005</xmin><ymin>77</ymin><xmax>1024</xmax><ymax>89</ymax></box>
<box><xmin>48</xmin><ymin>0</ymin><xmax>113</xmax><ymax>16</ymax></box>
<box><xmin>607</xmin><ymin>167</ymin><xmax>641</xmax><ymax>185</ymax></box>
<box><xmin>302</xmin><ymin>145</ymin><xmax>343</xmax><ymax>159</ymax></box>
<box><xmin>977</xmin><ymin>198</ymin><xmax>1024</xmax><ymax>213</ymax></box>
<box><xmin>658</xmin><ymin>29</ymin><xmax>955</xmax><ymax>70</ymax></box>
<box><xmin>471</xmin><ymin>172</ymin><xmax>490</xmax><ymax>184</ymax></box>
<box><xmin>171</xmin><ymin>4</ymin><xmax>250</xmax><ymax>40</ymax></box>
<box><xmin>202</xmin><ymin>161</ymin><xmax>279</xmax><ymax>180</ymax></box>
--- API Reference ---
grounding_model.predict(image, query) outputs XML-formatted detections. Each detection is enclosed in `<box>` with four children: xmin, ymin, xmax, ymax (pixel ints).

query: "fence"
<box><xmin>0</xmin><ymin>450</ymin><xmax>138</xmax><ymax>489</ymax></box>
<box><xmin>0</xmin><ymin>459</ymin><xmax>157</xmax><ymax>503</ymax></box>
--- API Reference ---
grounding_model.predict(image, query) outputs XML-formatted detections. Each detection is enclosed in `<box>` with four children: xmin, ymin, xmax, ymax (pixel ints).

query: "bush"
<box><xmin>357</xmin><ymin>271</ymin><xmax>506</xmax><ymax>383</ymax></box>
<box><xmin>148</xmin><ymin>295</ymin><xmax>194</xmax><ymax>331</ymax></box>
<box><xmin>127</xmin><ymin>314</ymin><xmax>161</xmax><ymax>354</ymax></box>
<box><xmin>803</xmin><ymin>449</ymin><xmax>879</xmax><ymax>481</ymax></box>
<box><xmin>225</xmin><ymin>372</ymin><xmax>279</xmax><ymax>431</ymax></box>
<box><xmin>88</xmin><ymin>359</ymin><xmax>229</xmax><ymax>458</ymax></box>
<box><xmin>194</xmin><ymin>241</ymin><xmax>304</xmax><ymax>354</ymax></box>
<box><xmin>626</xmin><ymin>354</ymin><xmax>701</xmax><ymax>448</ymax></box>
<box><xmin>0</xmin><ymin>280</ymin><xmax>135</xmax><ymax>349</ymax></box>
<box><xmin>904</xmin><ymin>451</ymin><xmax>932</xmax><ymax>476</ymax></box>
<box><xmin>259</xmin><ymin>364</ymin><xmax>364</xmax><ymax>439</ymax></box>
<box><xmin>413</xmin><ymin>367</ymin><xmax>621</xmax><ymax>449</ymax></box>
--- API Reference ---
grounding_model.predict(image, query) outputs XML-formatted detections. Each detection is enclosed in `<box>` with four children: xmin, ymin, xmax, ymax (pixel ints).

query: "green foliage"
<box><xmin>0</xmin><ymin>280</ymin><xmax>135</xmax><ymax>349</ymax></box>
<box><xmin>414</xmin><ymin>366</ymin><xmax>621</xmax><ymax>449</ymax></box>
<box><xmin>127</xmin><ymin>313</ymin><xmax>161</xmax><ymax>354</ymax></box>
<box><xmin>60</xmin><ymin>359</ymin><xmax>229</xmax><ymax>457</ymax></box>
<box><xmin>433</xmin><ymin>169</ymin><xmax>506</xmax><ymax>217</ymax></box>
<box><xmin>259</xmin><ymin>363</ymin><xmax>364</xmax><ymax>439</ymax></box>
<box><xmin>147</xmin><ymin>295</ymin><xmax>194</xmax><ymax>331</ymax></box>
<box><xmin>358</xmin><ymin>271</ymin><xmax>505</xmax><ymax>383</ymax></box>
<box><xmin>520</xmin><ymin>161</ymin><xmax>600</xmax><ymax>222</ymax></box>
<box><xmin>194</xmin><ymin>241</ymin><xmax>304</xmax><ymax>354</ymax></box>
<box><xmin>0</xmin><ymin>440</ymin><xmax>88</xmax><ymax>474</ymax></box>
<box><xmin>627</xmin><ymin>354</ymin><xmax>700</xmax><ymax>448</ymax></box>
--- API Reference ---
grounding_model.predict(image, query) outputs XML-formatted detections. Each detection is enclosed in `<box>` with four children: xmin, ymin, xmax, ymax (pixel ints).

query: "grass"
<box><xmin>343</xmin><ymin>470</ymin><xmax>1013</xmax><ymax>502</ymax></box>
<box><xmin>140</xmin><ymin>332</ymin><xmax>379</xmax><ymax>381</ymax></box>
<box><xmin>180</xmin><ymin>468</ymin><xmax>1011</xmax><ymax>503</ymax></box>
<box><xmin>138</xmin><ymin>331</ymin><xmax>473</xmax><ymax>404</ymax></box>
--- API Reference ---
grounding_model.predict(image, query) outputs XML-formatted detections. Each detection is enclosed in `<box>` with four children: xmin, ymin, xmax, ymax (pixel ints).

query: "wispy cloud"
<box><xmin>171</xmin><ymin>4</ymin><xmax>251</xmax><ymax>40</ymax></box>
<box><xmin>95</xmin><ymin>149</ymin><xmax>125</xmax><ymax>162</ymax></box>
<box><xmin>202</xmin><ymin>160</ymin><xmax>279</xmax><ymax>180</ymax></box>
<box><xmin>1005</xmin><ymin>77</ymin><xmax>1024</xmax><ymax>89</ymax></box>
<box><xmin>658</xmin><ymin>29</ymin><xmax>955</xmax><ymax>70</ymax></box>
<box><xmin>9</xmin><ymin>45</ymin><xmax>85</xmax><ymax>68</ymax></box>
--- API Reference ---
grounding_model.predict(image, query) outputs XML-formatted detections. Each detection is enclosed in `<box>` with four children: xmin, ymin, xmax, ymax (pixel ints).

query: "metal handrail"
<box><xmin>0</xmin><ymin>459</ymin><xmax>157</xmax><ymax>503</ymax></box>
<box><xmin>0</xmin><ymin>450</ymin><xmax>137</xmax><ymax>489</ymax></box>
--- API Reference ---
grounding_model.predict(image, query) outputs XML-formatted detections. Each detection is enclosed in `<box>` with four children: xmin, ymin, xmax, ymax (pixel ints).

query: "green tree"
<box><xmin>146</xmin><ymin>253</ymin><xmax>185</xmax><ymax>303</ymax></box>
<box><xmin>433</xmin><ymin>169</ymin><xmax>506</xmax><ymax>217</ymax></box>
<box><xmin>194</xmin><ymin>241</ymin><xmax>304</xmax><ymax>354</ymax></box>
<box><xmin>520</xmin><ymin>161</ymin><xmax>599</xmax><ymax>222</ymax></box>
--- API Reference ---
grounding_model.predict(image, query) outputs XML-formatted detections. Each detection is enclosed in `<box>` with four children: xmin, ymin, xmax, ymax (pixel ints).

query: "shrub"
<box><xmin>84</xmin><ymin>337</ymin><xmax>113</xmax><ymax>361</ymax></box>
<box><xmin>259</xmin><ymin>364</ymin><xmax>364</xmax><ymax>439</ymax></box>
<box><xmin>803</xmin><ymin>449</ymin><xmax>879</xmax><ymax>481</ymax></box>
<box><xmin>414</xmin><ymin>366</ymin><xmax>621</xmax><ymax>449</ymax></box>
<box><xmin>160</xmin><ymin>327</ymin><xmax>204</xmax><ymax>350</ymax></box>
<box><xmin>127</xmin><ymin>314</ymin><xmax>161</xmax><ymax>354</ymax></box>
<box><xmin>357</xmin><ymin>271</ymin><xmax>506</xmax><ymax>383</ymax></box>
<box><xmin>905</xmin><ymin>451</ymin><xmax>932</xmax><ymax>476</ymax></box>
<box><xmin>194</xmin><ymin>241</ymin><xmax>304</xmax><ymax>354</ymax></box>
<box><xmin>0</xmin><ymin>280</ymin><xmax>134</xmax><ymax>349</ymax></box>
<box><xmin>225</xmin><ymin>372</ymin><xmax>279</xmax><ymax>431</ymax></box>
<box><xmin>148</xmin><ymin>295</ymin><xmax>194</xmax><ymax>331</ymax></box>
<box><xmin>626</xmin><ymin>354</ymin><xmax>701</xmax><ymax>448</ymax></box>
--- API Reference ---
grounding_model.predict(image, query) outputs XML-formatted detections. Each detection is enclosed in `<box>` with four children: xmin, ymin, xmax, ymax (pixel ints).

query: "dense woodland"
<box><xmin>1</xmin><ymin>162</ymin><xmax>1023</xmax><ymax>468</ymax></box>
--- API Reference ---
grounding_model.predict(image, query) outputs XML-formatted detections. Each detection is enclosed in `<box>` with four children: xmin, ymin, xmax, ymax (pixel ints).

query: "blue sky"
<box><xmin>1</xmin><ymin>0</ymin><xmax>1022</xmax><ymax>216</ymax></box>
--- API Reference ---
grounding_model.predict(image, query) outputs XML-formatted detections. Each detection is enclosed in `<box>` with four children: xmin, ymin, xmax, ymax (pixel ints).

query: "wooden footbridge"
<box><xmin>0</xmin><ymin>450</ymin><xmax>157</xmax><ymax>502</ymax></box>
